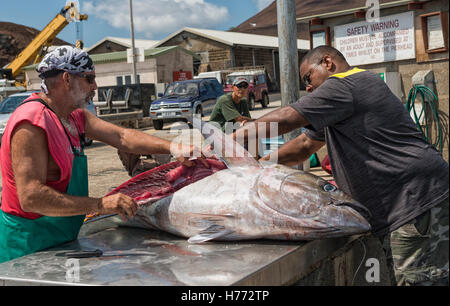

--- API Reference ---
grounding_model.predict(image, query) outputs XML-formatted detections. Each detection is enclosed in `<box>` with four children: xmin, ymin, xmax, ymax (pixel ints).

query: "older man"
<box><xmin>234</xmin><ymin>46</ymin><xmax>448</xmax><ymax>285</ymax></box>
<box><xmin>0</xmin><ymin>46</ymin><xmax>207</xmax><ymax>262</ymax></box>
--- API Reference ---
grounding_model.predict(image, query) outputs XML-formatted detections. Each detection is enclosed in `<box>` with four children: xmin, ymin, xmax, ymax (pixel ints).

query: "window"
<box><xmin>258</xmin><ymin>74</ymin><xmax>265</xmax><ymax>84</ymax></box>
<box><xmin>210</xmin><ymin>80</ymin><xmax>223</xmax><ymax>95</ymax></box>
<box><xmin>206</xmin><ymin>81</ymin><xmax>217</xmax><ymax>95</ymax></box>
<box><xmin>199</xmin><ymin>82</ymin><xmax>207</xmax><ymax>94</ymax></box>
<box><xmin>165</xmin><ymin>82</ymin><xmax>198</xmax><ymax>96</ymax></box>
<box><xmin>309</xmin><ymin>27</ymin><xmax>330</xmax><ymax>49</ymax></box>
<box><xmin>117</xmin><ymin>75</ymin><xmax>140</xmax><ymax>85</ymax></box>
<box><xmin>0</xmin><ymin>95</ymin><xmax>29</xmax><ymax>114</ymax></box>
<box><xmin>420</xmin><ymin>11</ymin><xmax>448</xmax><ymax>53</ymax></box>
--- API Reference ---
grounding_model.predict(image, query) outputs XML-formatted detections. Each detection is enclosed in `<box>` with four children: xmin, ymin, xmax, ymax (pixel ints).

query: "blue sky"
<box><xmin>1</xmin><ymin>0</ymin><xmax>273</xmax><ymax>48</ymax></box>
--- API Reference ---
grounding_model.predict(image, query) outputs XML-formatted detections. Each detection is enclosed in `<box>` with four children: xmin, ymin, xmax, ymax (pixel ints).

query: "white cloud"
<box><xmin>253</xmin><ymin>0</ymin><xmax>273</xmax><ymax>11</ymax></box>
<box><xmin>83</xmin><ymin>0</ymin><xmax>229</xmax><ymax>39</ymax></box>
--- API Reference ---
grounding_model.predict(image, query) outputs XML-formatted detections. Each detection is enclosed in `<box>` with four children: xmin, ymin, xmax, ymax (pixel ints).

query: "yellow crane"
<box><xmin>0</xmin><ymin>1</ymin><xmax>87</xmax><ymax>99</ymax></box>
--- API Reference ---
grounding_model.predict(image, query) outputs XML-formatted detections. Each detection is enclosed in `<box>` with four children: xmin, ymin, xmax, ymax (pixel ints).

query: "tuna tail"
<box><xmin>194</xmin><ymin>120</ymin><xmax>262</xmax><ymax>169</ymax></box>
<box><xmin>186</xmin><ymin>213</ymin><xmax>235</xmax><ymax>244</ymax></box>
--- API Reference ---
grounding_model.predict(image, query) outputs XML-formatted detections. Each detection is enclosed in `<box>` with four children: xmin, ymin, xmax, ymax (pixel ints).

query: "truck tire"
<box><xmin>261</xmin><ymin>92</ymin><xmax>269</xmax><ymax>108</ymax></box>
<box><xmin>153</xmin><ymin>120</ymin><xmax>164</xmax><ymax>130</ymax></box>
<box><xmin>248</xmin><ymin>95</ymin><xmax>256</xmax><ymax>110</ymax></box>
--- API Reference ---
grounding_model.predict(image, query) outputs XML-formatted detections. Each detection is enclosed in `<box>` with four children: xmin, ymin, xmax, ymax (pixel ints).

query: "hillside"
<box><xmin>0</xmin><ymin>21</ymin><xmax>70</xmax><ymax>69</ymax></box>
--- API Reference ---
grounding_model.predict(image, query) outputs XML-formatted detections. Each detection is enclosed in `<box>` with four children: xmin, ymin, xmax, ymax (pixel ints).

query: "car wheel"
<box><xmin>153</xmin><ymin>120</ymin><xmax>164</xmax><ymax>130</ymax></box>
<box><xmin>261</xmin><ymin>93</ymin><xmax>269</xmax><ymax>108</ymax></box>
<box><xmin>248</xmin><ymin>96</ymin><xmax>256</xmax><ymax>110</ymax></box>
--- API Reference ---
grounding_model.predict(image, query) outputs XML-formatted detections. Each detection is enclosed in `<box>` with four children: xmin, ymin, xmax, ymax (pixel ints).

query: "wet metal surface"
<box><xmin>0</xmin><ymin>216</ymin><xmax>355</xmax><ymax>286</ymax></box>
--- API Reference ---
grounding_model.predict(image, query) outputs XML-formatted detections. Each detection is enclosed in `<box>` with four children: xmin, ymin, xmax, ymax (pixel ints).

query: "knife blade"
<box><xmin>60</xmin><ymin>249</ymin><xmax>155</xmax><ymax>258</ymax></box>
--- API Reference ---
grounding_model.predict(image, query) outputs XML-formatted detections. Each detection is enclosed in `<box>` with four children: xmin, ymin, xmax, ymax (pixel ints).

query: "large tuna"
<box><xmin>106</xmin><ymin>122</ymin><xmax>371</xmax><ymax>243</ymax></box>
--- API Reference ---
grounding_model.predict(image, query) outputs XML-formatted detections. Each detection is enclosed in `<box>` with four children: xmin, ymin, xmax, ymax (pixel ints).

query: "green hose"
<box><xmin>405</xmin><ymin>85</ymin><xmax>443</xmax><ymax>152</ymax></box>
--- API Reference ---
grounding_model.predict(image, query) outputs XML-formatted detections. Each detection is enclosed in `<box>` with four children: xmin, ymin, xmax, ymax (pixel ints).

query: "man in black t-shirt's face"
<box><xmin>299</xmin><ymin>47</ymin><xmax>350</xmax><ymax>92</ymax></box>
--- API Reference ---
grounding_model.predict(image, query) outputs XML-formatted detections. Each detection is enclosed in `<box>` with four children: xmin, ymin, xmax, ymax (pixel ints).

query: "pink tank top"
<box><xmin>0</xmin><ymin>93</ymin><xmax>86</xmax><ymax>219</ymax></box>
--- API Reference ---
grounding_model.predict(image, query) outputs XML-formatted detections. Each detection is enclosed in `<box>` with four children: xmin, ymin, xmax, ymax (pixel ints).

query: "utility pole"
<box><xmin>277</xmin><ymin>0</ymin><xmax>300</xmax><ymax>112</ymax></box>
<box><xmin>277</xmin><ymin>0</ymin><xmax>308</xmax><ymax>170</ymax></box>
<box><xmin>129</xmin><ymin>0</ymin><xmax>137</xmax><ymax>84</ymax></box>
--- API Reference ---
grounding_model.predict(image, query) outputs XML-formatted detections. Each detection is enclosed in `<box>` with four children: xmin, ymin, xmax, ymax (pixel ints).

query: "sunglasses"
<box><xmin>236</xmin><ymin>83</ymin><xmax>249</xmax><ymax>89</ymax></box>
<box><xmin>302</xmin><ymin>59</ymin><xmax>323</xmax><ymax>86</ymax></box>
<box><xmin>72</xmin><ymin>72</ymin><xmax>96</xmax><ymax>84</ymax></box>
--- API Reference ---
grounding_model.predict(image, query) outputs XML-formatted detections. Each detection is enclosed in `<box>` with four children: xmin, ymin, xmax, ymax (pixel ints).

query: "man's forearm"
<box><xmin>234</xmin><ymin>115</ymin><xmax>253</xmax><ymax>122</ymax></box>
<box><xmin>117</xmin><ymin>128</ymin><xmax>172</xmax><ymax>155</ymax></box>
<box><xmin>263</xmin><ymin>139</ymin><xmax>312</xmax><ymax>166</ymax></box>
<box><xmin>234</xmin><ymin>106</ymin><xmax>307</xmax><ymax>142</ymax></box>
<box><xmin>19</xmin><ymin>182</ymin><xmax>101</xmax><ymax>216</ymax></box>
<box><xmin>260</xmin><ymin>133</ymin><xmax>325</xmax><ymax>166</ymax></box>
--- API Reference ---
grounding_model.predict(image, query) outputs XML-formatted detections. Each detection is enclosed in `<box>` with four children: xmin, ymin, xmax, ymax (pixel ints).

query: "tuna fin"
<box><xmin>194</xmin><ymin>120</ymin><xmax>262</xmax><ymax>169</ymax></box>
<box><xmin>186</xmin><ymin>213</ymin><xmax>235</xmax><ymax>244</ymax></box>
<box><xmin>188</xmin><ymin>225</ymin><xmax>234</xmax><ymax>244</ymax></box>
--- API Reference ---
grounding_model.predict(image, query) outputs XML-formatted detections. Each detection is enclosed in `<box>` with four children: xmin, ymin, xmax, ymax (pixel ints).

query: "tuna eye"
<box><xmin>323</xmin><ymin>183</ymin><xmax>337</xmax><ymax>192</ymax></box>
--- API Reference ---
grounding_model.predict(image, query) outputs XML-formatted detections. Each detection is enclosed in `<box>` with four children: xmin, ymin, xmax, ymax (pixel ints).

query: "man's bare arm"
<box><xmin>83</xmin><ymin>110</ymin><xmax>172</xmax><ymax>154</ymax></box>
<box><xmin>234</xmin><ymin>106</ymin><xmax>309</xmax><ymax>142</ymax></box>
<box><xmin>260</xmin><ymin>133</ymin><xmax>325</xmax><ymax>166</ymax></box>
<box><xmin>11</xmin><ymin>123</ymin><xmax>137</xmax><ymax>219</ymax></box>
<box><xmin>83</xmin><ymin>110</ymin><xmax>209</xmax><ymax>167</ymax></box>
<box><xmin>234</xmin><ymin>115</ymin><xmax>253</xmax><ymax>123</ymax></box>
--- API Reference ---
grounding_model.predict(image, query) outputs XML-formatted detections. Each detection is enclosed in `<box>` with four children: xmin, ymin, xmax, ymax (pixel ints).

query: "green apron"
<box><xmin>0</xmin><ymin>99</ymin><xmax>88</xmax><ymax>263</ymax></box>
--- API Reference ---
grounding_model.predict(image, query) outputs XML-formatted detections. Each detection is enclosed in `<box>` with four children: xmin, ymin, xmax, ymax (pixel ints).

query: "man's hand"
<box><xmin>98</xmin><ymin>193</ymin><xmax>138</xmax><ymax>221</ymax></box>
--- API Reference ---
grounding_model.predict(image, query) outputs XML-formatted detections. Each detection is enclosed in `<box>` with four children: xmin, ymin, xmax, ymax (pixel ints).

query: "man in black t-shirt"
<box><xmin>234</xmin><ymin>46</ymin><xmax>449</xmax><ymax>286</ymax></box>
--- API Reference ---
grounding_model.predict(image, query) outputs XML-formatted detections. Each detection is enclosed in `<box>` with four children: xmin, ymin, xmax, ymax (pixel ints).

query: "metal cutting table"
<box><xmin>0</xmin><ymin>214</ymin><xmax>372</xmax><ymax>286</ymax></box>
<box><xmin>0</xmin><ymin>167</ymin><xmax>391</xmax><ymax>286</ymax></box>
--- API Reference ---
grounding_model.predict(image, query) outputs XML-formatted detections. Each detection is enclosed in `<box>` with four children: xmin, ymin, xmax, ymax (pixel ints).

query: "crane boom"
<box><xmin>4</xmin><ymin>2</ymin><xmax>88</xmax><ymax>79</ymax></box>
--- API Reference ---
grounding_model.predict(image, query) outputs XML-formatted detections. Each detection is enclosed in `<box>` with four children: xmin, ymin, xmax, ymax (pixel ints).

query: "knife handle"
<box><xmin>65</xmin><ymin>249</ymin><xmax>103</xmax><ymax>258</ymax></box>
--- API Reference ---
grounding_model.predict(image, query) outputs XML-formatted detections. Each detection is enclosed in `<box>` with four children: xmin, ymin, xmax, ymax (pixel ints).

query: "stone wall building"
<box><xmin>152</xmin><ymin>27</ymin><xmax>309</xmax><ymax>91</ymax></box>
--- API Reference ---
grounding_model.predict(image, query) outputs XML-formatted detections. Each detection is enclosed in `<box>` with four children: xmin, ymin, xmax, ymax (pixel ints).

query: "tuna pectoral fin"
<box><xmin>186</xmin><ymin>213</ymin><xmax>235</xmax><ymax>243</ymax></box>
<box><xmin>188</xmin><ymin>225</ymin><xmax>234</xmax><ymax>244</ymax></box>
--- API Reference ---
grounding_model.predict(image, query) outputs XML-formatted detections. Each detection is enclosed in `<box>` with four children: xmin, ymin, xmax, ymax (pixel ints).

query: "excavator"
<box><xmin>0</xmin><ymin>1</ymin><xmax>88</xmax><ymax>101</ymax></box>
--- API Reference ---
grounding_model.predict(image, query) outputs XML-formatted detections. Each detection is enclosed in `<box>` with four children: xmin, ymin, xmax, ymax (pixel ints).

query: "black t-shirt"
<box><xmin>291</xmin><ymin>68</ymin><xmax>449</xmax><ymax>236</ymax></box>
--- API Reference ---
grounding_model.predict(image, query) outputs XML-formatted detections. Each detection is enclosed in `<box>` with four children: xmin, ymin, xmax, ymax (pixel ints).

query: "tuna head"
<box><xmin>256</xmin><ymin>165</ymin><xmax>371</xmax><ymax>238</ymax></box>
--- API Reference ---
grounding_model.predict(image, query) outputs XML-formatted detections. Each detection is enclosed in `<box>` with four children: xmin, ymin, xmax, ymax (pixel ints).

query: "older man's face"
<box><xmin>68</xmin><ymin>71</ymin><xmax>97</xmax><ymax>109</ymax></box>
<box><xmin>232</xmin><ymin>82</ymin><xmax>248</xmax><ymax>100</ymax></box>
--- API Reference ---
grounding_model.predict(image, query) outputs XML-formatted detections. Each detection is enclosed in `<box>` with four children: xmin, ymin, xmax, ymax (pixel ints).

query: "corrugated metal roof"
<box><xmin>296</xmin><ymin>0</ymin><xmax>412</xmax><ymax>22</ymax></box>
<box><xmin>85</xmin><ymin>36</ymin><xmax>159</xmax><ymax>53</ymax></box>
<box><xmin>233</xmin><ymin>0</ymin><xmax>411</xmax><ymax>32</ymax></box>
<box><xmin>89</xmin><ymin>46</ymin><xmax>199</xmax><ymax>64</ymax></box>
<box><xmin>22</xmin><ymin>46</ymin><xmax>199</xmax><ymax>70</ymax></box>
<box><xmin>154</xmin><ymin>27</ymin><xmax>310</xmax><ymax>50</ymax></box>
